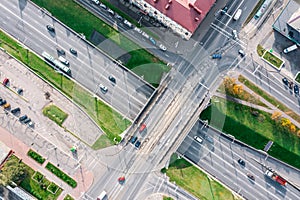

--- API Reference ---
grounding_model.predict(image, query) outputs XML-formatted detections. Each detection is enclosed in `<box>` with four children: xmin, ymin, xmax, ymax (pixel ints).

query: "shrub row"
<box><xmin>45</xmin><ymin>162</ymin><xmax>77</xmax><ymax>188</ymax></box>
<box><xmin>27</xmin><ymin>149</ymin><xmax>45</xmax><ymax>164</ymax></box>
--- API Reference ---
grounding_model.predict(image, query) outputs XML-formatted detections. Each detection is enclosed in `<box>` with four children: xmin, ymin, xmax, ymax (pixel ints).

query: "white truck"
<box><xmin>283</xmin><ymin>44</ymin><xmax>297</xmax><ymax>53</ymax></box>
<box><xmin>97</xmin><ymin>190</ymin><xmax>107</xmax><ymax>200</ymax></box>
<box><xmin>233</xmin><ymin>9</ymin><xmax>242</xmax><ymax>21</ymax></box>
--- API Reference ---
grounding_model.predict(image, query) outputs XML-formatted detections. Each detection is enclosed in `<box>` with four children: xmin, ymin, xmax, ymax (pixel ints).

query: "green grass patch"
<box><xmin>43</xmin><ymin>104</ymin><xmax>68</xmax><ymax>126</ymax></box>
<box><xmin>92</xmin><ymin>134</ymin><xmax>114</xmax><ymax>150</ymax></box>
<box><xmin>30</xmin><ymin>0</ymin><xmax>168</xmax><ymax>86</ymax></box>
<box><xmin>257</xmin><ymin>44</ymin><xmax>266</xmax><ymax>57</ymax></box>
<box><xmin>0</xmin><ymin>29</ymin><xmax>131</xmax><ymax>147</ymax></box>
<box><xmin>161</xmin><ymin>155</ymin><xmax>234</xmax><ymax>200</ymax></box>
<box><xmin>3</xmin><ymin>155</ymin><xmax>63</xmax><ymax>200</ymax></box>
<box><xmin>262</xmin><ymin>51</ymin><xmax>283</xmax><ymax>69</ymax></box>
<box><xmin>295</xmin><ymin>72</ymin><xmax>300</xmax><ymax>84</ymax></box>
<box><xmin>64</xmin><ymin>194</ymin><xmax>74</xmax><ymax>200</ymax></box>
<box><xmin>27</xmin><ymin>149</ymin><xmax>46</xmax><ymax>164</ymax></box>
<box><xmin>45</xmin><ymin>162</ymin><xmax>77</xmax><ymax>188</ymax></box>
<box><xmin>32</xmin><ymin>171</ymin><xmax>44</xmax><ymax>183</ymax></box>
<box><xmin>238</xmin><ymin>75</ymin><xmax>300</xmax><ymax>122</ymax></box>
<box><xmin>63</xmin><ymin>194</ymin><xmax>75</xmax><ymax>200</ymax></box>
<box><xmin>200</xmin><ymin>96</ymin><xmax>300</xmax><ymax>169</ymax></box>
<box><xmin>47</xmin><ymin>182</ymin><xmax>60</xmax><ymax>194</ymax></box>
<box><xmin>244</xmin><ymin>0</ymin><xmax>266</xmax><ymax>26</ymax></box>
<box><xmin>163</xmin><ymin>196</ymin><xmax>174</xmax><ymax>200</ymax></box>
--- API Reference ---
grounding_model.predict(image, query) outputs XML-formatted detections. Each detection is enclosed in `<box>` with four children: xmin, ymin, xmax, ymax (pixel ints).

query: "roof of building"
<box><xmin>144</xmin><ymin>0</ymin><xmax>216</xmax><ymax>33</ymax></box>
<box><xmin>0</xmin><ymin>141</ymin><xmax>11</xmax><ymax>167</ymax></box>
<box><xmin>288</xmin><ymin>8</ymin><xmax>300</xmax><ymax>31</ymax></box>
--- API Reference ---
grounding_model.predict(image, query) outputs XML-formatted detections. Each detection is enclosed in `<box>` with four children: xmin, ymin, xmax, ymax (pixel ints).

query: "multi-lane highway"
<box><xmin>178</xmin><ymin>120</ymin><xmax>300</xmax><ymax>200</ymax></box>
<box><xmin>0</xmin><ymin>0</ymin><xmax>154</xmax><ymax>120</ymax></box>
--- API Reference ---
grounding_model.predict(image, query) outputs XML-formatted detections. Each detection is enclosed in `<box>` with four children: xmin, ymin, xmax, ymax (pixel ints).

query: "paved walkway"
<box><xmin>0</xmin><ymin>126</ymin><xmax>93</xmax><ymax>200</ymax></box>
<box><xmin>213</xmin><ymin>75</ymin><xmax>300</xmax><ymax>128</ymax></box>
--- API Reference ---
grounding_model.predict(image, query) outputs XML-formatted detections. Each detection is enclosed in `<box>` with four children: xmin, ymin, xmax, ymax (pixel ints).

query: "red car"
<box><xmin>139</xmin><ymin>124</ymin><xmax>146</xmax><ymax>132</ymax></box>
<box><xmin>3</xmin><ymin>78</ymin><xmax>9</xmax><ymax>86</ymax></box>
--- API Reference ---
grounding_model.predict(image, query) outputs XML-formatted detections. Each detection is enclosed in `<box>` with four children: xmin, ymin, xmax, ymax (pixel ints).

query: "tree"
<box><xmin>297</xmin><ymin>130</ymin><xmax>300</xmax><ymax>137</ymax></box>
<box><xmin>223</xmin><ymin>77</ymin><xmax>236</xmax><ymax>94</ymax></box>
<box><xmin>233</xmin><ymin>84</ymin><xmax>243</xmax><ymax>95</ymax></box>
<box><xmin>281</xmin><ymin>118</ymin><xmax>291</xmax><ymax>127</ymax></box>
<box><xmin>271</xmin><ymin>111</ymin><xmax>282</xmax><ymax>120</ymax></box>
<box><xmin>290</xmin><ymin>124</ymin><xmax>296</xmax><ymax>133</ymax></box>
<box><xmin>0</xmin><ymin>157</ymin><xmax>27</xmax><ymax>186</ymax></box>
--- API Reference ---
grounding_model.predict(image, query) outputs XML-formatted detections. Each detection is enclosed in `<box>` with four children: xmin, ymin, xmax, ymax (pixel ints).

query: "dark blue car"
<box><xmin>130</xmin><ymin>136</ymin><xmax>137</xmax><ymax>144</ymax></box>
<box><xmin>211</xmin><ymin>54</ymin><xmax>222</xmax><ymax>59</ymax></box>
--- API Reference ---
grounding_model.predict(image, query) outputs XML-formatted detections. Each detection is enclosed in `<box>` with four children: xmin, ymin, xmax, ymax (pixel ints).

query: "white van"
<box><xmin>58</xmin><ymin>56</ymin><xmax>69</xmax><ymax>65</ymax></box>
<box><xmin>97</xmin><ymin>191</ymin><xmax>107</xmax><ymax>200</ymax></box>
<box><xmin>194</xmin><ymin>136</ymin><xmax>203</xmax><ymax>144</ymax></box>
<box><xmin>233</xmin><ymin>9</ymin><xmax>242</xmax><ymax>21</ymax></box>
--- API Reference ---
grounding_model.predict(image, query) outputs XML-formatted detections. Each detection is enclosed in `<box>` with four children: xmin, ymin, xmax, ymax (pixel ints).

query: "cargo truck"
<box><xmin>283</xmin><ymin>44</ymin><xmax>297</xmax><ymax>54</ymax></box>
<box><xmin>265</xmin><ymin>169</ymin><xmax>287</xmax><ymax>186</ymax></box>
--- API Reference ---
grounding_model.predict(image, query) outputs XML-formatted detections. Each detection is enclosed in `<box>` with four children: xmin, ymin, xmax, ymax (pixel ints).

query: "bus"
<box><xmin>42</xmin><ymin>51</ymin><xmax>71</xmax><ymax>76</ymax></box>
<box><xmin>254</xmin><ymin>0</ymin><xmax>273</xmax><ymax>20</ymax></box>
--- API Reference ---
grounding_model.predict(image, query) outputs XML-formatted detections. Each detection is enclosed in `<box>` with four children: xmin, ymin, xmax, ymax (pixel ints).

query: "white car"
<box><xmin>159</xmin><ymin>44</ymin><xmax>167</xmax><ymax>51</ymax></box>
<box><xmin>91</xmin><ymin>0</ymin><xmax>100</xmax><ymax>5</ymax></box>
<box><xmin>123</xmin><ymin>20</ymin><xmax>133</xmax><ymax>28</ymax></box>
<box><xmin>194</xmin><ymin>136</ymin><xmax>203</xmax><ymax>143</ymax></box>
<box><xmin>142</xmin><ymin>32</ymin><xmax>150</xmax><ymax>39</ymax></box>
<box><xmin>107</xmin><ymin>9</ymin><xmax>115</xmax><ymax>16</ymax></box>
<box><xmin>232</xmin><ymin>30</ymin><xmax>238</xmax><ymax>40</ymax></box>
<box><xmin>58</xmin><ymin>56</ymin><xmax>69</xmax><ymax>65</ymax></box>
<box><xmin>100</xmin><ymin>3</ymin><xmax>107</xmax><ymax>10</ymax></box>
<box><xmin>134</xmin><ymin>27</ymin><xmax>143</xmax><ymax>34</ymax></box>
<box><xmin>100</xmin><ymin>84</ymin><xmax>108</xmax><ymax>93</ymax></box>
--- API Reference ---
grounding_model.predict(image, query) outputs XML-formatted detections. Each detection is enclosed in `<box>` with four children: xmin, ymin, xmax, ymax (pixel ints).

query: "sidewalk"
<box><xmin>0</xmin><ymin>126</ymin><xmax>93</xmax><ymax>200</ymax></box>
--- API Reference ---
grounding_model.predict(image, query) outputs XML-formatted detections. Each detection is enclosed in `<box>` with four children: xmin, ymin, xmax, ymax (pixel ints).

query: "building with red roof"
<box><xmin>130</xmin><ymin>0</ymin><xmax>216</xmax><ymax>39</ymax></box>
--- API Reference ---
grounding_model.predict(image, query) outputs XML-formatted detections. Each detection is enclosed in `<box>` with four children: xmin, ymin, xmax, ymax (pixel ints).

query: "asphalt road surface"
<box><xmin>0</xmin><ymin>0</ymin><xmax>155</xmax><ymax>120</ymax></box>
<box><xmin>178</xmin><ymin>120</ymin><xmax>300</xmax><ymax>200</ymax></box>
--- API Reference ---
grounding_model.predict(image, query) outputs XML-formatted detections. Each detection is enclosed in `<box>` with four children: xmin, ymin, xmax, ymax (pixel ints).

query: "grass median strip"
<box><xmin>238</xmin><ymin>75</ymin><xmax>300</xmax><ymax>122</ymax></box>
<box><xmin>0</xmin><ymin>30</ymin><xmax>131</xmax><ymax>147</ymax></box>
<box><xmin>161</xmin><ymin>154</ymin><xmax>235</xmax><ymax>200</ymax></box>
<box><xmin>262</xmin><ymin>51</ymin><xmax>283</xmax><ymax>69</ymax></box>
<box><xmin>200</xmin><ymin>96</ymin><xmax>300</xmax><ymax>169</ymax></box>
<box><xmin>27</xmin><ymin>149</ymin><xmax>46</xmax><ymax>164</ymax></box>
<box><xmin>31</xmin><ymin>0</ymin><xmax>169</xmax><ymax>86</ymax></box>
<box><xmin>46</xmin><ymin>162</ymin><xmax>77</xmax><ymax>188</ymax></box>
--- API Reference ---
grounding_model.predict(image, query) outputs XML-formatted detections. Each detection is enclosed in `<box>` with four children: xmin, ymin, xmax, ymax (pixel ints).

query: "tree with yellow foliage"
<box><xmin>281</xmin><ymin>118</ymin><xmax>291</xmax><ymax>127</ymax></box>
<box><xmin>271</xmin><ymin>111</ymin><xmax>282</xmax><ymax>120</ymax></box>
<box><xmin>297</xmin><ymin>130</ymin><xmax>300</xmax><ymax>137</ymax></box>
<box><xmin>233</xmin><ymin>84</ymin><xmax>243</xmax><ymax>95</ymax></box>
<box><xmin>290</xmin><ymin>124</ymin><xmax>296</xmax><ymax>133</ymax></box>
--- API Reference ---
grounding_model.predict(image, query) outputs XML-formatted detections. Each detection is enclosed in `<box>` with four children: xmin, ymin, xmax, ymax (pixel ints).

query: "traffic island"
<box><xmin>262</xmin><ymin>50</ymin><xmax>284</xmax><ymax>70</ymax></box>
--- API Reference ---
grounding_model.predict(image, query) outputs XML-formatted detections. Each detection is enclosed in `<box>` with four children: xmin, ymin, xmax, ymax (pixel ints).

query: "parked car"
<box><xmin>247</xmin><ymin>173</ymin><xmax>255</xmax><ymax>181</ymax></box>
<box><xmin>100</xmin><ymin>3</ymin><xmax>107</xmax><ymax>10</ymax></box>
<box><xmin>57</xmin><ymin>48</ymin><xmax>65</xmax><ymax>55</ymax></box>
<box><xmin>194</xmin><ymin>136</ymin><xmax>203</xmax><ymax>144</ymax></box>
<box><xmin>3</xmin><ymin>103</ymin><xmax>10</xmax><ymax>109</ymax></box>
<box><xmin>232</xmin><ymin>29</ymin><xmax>238</xmax><ymax>40</ymax></box>
<box><xmin>70</xmin><ymin>48</ymin><xmax>77</xmax><ymax>55</ymax></box>
<box><xmin>28</xmin><ymin>121</ymin><xmax>35</xmax><ymax>128</ymax></box>
<box><xmin>107</xmin><ymin>9</ymin><xmax>115</xmax><ymax>16</ymax></box>
<box><xmin>238</xmin><ymin>49</ymin><xmax>246</xmax><ymax>57</ymax></box>
<box><xmin>282</xmin><ymin>77</ymin><xmax>289</xmax><ymax>86</ymax></box>
<box><xmin>23</xmin><ymin>118</ymin><xmax>31</xmax><ymax>124</ymax></box>
<box><xmin>108</xmin><ymin>76</ymin><xmax>116</xmax><ymax>83</ymax></box>
<box><xmin>19</xmin><ymin>115</ymin><xmax>28</xmax><ymax>122</ymax></box>
<box><xmin>211</xmin><ymin>54</ymin><xmax>222</xmax><ymax>59</ymax></box>
<box><xmin>130</xmin><ymin>136</ymin><xmax>137</xmax><ymax>144</ymax></box>
<box><xmin>294</xmin><ymin>84</ymin><xmax>299</xmax><ymax>94</ymax></box>
<box><xmin>17</xmin><ymin>88</ymin><xmax>23</xmax><ymax>95</ymax></box>
<box><xmin>91</xmin><ymin>0</ymin><xmax>100</xmax><ymax>5</ymax></box>
<box><xmin>149</xmin><ymin>37</ymin><xmax>156</xmax><ymax>45</ymax></box>
<box><xmin>135</xmin><ymin>140</ymin><xmax>141</xmax><ymax>149</ymax></box>
<box><xmin>221</xmin><ymin>6</ymin><xmax>228</xmax><ymax>15</ymax></box>
<box><xmin>123</xmin><ymin>20</ymin><xmax>133</xmax><ymax>28</ymax></box>
<box><xmin>11</xmin><ymin>107</ymin><xmax>20</xmax><ymax>114</ymax></box>
<box><xmin>115</xmin><ymin>14</ymin><xmax>123</xmax><ymax>21</ymax></box>
<box><xmin>289</xmin><ymin>81</ymin><xmax>294</xmax><ymax>89</ymax></box>
<box><xmin>0</xmin><ymin>99</ymin><xmax>6</xmax><ymax>106</ymax></box>
<box><xmin>159</xmin><ymin>44</ymin><xmax>167</xmax><ymax>51</ymax></box>
<box><xmin>139</xmin><ymin>124</ymin><xmax>146</xmax><ymax>132</ymax></box>
<box><xmin>238</xmin><ymin>158</ymin><xmax>245</xmax><ymax>166</ymax></box>
<box><xmin>134</xmin><ymin>27</ymin><xmax>143</xmax><ymax>34</ymax></box>
<box><xmin>3</xmin><ymin>78</ymin><xmax>9</xmax><ymax>86</ymax></box>
<box><xmin>58</xmin><ymin>56</ymin><xmax>69</xmax><ymax>65</ymax></box>
<box><xmin>99</xmin><ymin>84</ymin><xmax>108</xmax><ymax>93</ymax></box>
<box><xmin>46</xmin><ymin>25</ymin><xmax>55</xmax><ymax>33</ymax></box>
